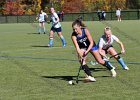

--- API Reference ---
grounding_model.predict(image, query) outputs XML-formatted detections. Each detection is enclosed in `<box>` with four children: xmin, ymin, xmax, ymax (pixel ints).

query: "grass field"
<box><xmin>0</xmin><ymin>20</ymin><xmax>140</xmax><ymax>100</ymax></box>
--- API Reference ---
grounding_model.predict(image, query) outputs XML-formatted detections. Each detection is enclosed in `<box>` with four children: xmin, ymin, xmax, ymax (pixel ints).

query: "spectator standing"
<box><xmin>97</xmin><ymin>9</ymin><xmax>101</xmax><ymax>21</ymax></box>
<box><xmin>116</xmin><ymin>8</ymin><xmax>121</xmax><ymax>21</ymax></box>
<box><xmin>57</xmin><ymin>11</ymin><xmax>61</xmax><ymax>19</ymax></box>
<box><xmin>101</xmin><ymin>10</ymin><xmax>106</xmax><ymax>20</ymax></box>
<box><xmin>61</xmin><ymin>11</ymin><xmax>64</xmax><ymax>22</ymax></box>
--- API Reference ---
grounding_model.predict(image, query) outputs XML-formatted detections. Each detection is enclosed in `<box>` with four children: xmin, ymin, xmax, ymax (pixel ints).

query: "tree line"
<box><xmin>0</xmin><ymin>0</ymin><xmax>140</xmax><ymax>15</ymax></box>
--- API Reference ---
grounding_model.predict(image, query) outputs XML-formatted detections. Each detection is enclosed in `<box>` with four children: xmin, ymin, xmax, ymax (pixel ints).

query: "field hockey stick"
<box><xmin>30</xmin><ymin>20</ymin><xmax>38</xmax><ymax>28</ymax></box>
<box><xmin>76</xmin><ymin>58</ymin><xmax>84</xmax><ymax>84</ymax></box>
<box><xmin>109</xmin><ymin>52</ymin><xmax>122</xmax><ymax>59</ymax></box>
<box><xmin>90</xmin><ymin>52</ymin><xmax>122</xmax><ymax>66</ymax></box>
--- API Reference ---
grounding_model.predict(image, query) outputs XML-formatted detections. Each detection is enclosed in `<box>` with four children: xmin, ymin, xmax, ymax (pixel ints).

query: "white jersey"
<box><xmin>51</xmin><ymin>12</ymin><xmax>61</xmax><ymax>28</ymax></box>
<box><xmin>38</xmin><ymin>12</ymin><xmax>46</xmax><ymax>22</ymax></box>
<box><xmin>116</xmin><ymin>9</ymin><xmax>121</xmax><ymax>16</ymax></box>
<box><xmin>98</xmin><ymin>34</ymin><xmax>119</xmax><ymax>49</ymax></box>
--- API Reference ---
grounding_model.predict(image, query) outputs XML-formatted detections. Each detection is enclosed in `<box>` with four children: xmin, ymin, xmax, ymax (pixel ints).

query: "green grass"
<box><xmin>0</xmin><ymin>20</ymin><xmax>140</xmax><ymax>100</ymax></box>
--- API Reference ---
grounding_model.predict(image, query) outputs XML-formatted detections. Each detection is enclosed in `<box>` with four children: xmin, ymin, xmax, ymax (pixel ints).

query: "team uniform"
<box><xmin>48</xmin><ymin>11</ymin><xmax>66</xmax><ymax>47</ymax></box>
<box><xmin>37</xmin><ymin>11</ymin><xmax>47</xmax><ymax>34</ymax></box>
<box><xmin>74</xmin><ymin>28</ymin><xmax>98</xmax><ymax>51</ymax></box>
<box><xmin>98</xmin><ymin>34</ymin><xmax>129</xmax><ymax>70</ymax></box>
<box><xmin>38</xmin><ymin>12</ymin><xmax>47</xmax><ymax>23</ymax></box>
<box><xmin>72</xmin><ymin>28</ymin><xmax>116</xmax><ymax>80</ymax></box>
<box><xmin>51</xmin><ymin>12</ymin><xmax>61</xmax><ymax>32</ymax></box>
<box><xmin>98</xmin><ymin>34</ymin><xmax>119</xmax><ymax>53</ymax></box>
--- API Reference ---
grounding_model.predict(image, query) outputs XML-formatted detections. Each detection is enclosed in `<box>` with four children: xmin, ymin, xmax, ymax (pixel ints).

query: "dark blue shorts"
<box><xmin>90</xmin><ymin>44</ymin><xmax>98</xmax><ymax>51</ymax></box>
<box><xmin>51</xmin><ymin>26</ymin><xmax>62</xmax><ymax>32</ymax></box>
<box><xmin>39</xmin><ymin>21</ymin><xmax>45</xmax><ymax>23</ymax></box>
<box><xmin>103</xmin><ymin>45</ymin><xmax>113</xmax><ymax>54</ymax></box>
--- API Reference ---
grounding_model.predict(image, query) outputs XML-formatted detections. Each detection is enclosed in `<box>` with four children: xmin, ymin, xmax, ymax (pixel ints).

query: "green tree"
<box><xmin>0</xmin><ymin>0</ymin><xmax>5</xmax><ymax>14</ymax></box>
<box><xmin>21</xmin><ymin>0</ymin><xmax>41</xmax><ymax>14</ymax></box>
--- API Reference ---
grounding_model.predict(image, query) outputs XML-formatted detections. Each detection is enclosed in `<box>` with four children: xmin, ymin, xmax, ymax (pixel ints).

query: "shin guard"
<box><xmin>103</xmin><ymin>61</ymin><xmax>113</xmax><ymax>70</ymax></box>
<box><xmin>81</xmin><ymin>65</ymin><xmax>92</xmax><ymax>76</ymax></box>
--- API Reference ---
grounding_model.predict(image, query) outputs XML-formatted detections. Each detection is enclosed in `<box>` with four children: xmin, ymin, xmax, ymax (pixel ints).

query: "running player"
<box><xmin>48</xmin><ymin>7</ymin><xmax>66</xmax><ymax>47</ymax></box>
<box><xmin>36</xmin><ymin>9</ymin><xmax>48</xmax><ymax>34</ymax></box>
<box><xmin>98</xmin><ymin>27</ymin><xmax>129</xmax><ymax>70</ymax></box>
<box><xmin>71</xmin><ymin>19</ymin><xmax>117</xmax><ymax>82</ymax></box>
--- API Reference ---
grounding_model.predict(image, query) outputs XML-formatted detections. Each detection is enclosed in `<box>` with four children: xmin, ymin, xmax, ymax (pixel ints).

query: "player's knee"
<box><xmin>97</xmin><ymin>59</ymin><xmax>105</xmax><ymax>65</ymax></box>
<box><xmin>116</xmin><ymin>56</ymin><xmax>120</xmax><ymax>60</ymax></box>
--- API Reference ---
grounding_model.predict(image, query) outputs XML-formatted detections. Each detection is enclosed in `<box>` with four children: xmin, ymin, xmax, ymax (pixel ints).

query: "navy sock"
<box><xmin>81</xmin><ymin>65</ymin><xmax>92</xmax><ymax>76</ymax></box>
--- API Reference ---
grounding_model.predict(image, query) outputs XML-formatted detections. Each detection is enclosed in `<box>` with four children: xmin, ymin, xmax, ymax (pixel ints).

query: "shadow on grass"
<box><xmin>41</xmin><ymin>68</ymin><xmax>110</xmax><ymax>82</ymax></box>
<box><xmin>31</xmin><ymin>45</ymin><xmax>50</xmax><ymax>48</ymax></box>
<box><xmin>31</xmin><ymin>45</ymin><xmax>62</xmax><ymax>48</ymax></box>
<box><xmin>42</xmin><ymin>75</ymin><xmax>84</xmax><ymax>82</ymax></box>
<box><xmin>27</xmin><ymin>33</ymin><xmax>40</xmax><ymax>34</ymax></box>
<box><xmin>89</xmin><ymin>67</ymin><xmax>108</xmax><ymax>72</ymax></box>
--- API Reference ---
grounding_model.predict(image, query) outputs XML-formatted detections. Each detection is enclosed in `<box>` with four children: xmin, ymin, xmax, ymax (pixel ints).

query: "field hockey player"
<box><xmin>71</xmin><ymin>19</ymin><xmax>117</xmax><ymax>82</ymax></box>
<box><xmin>47</xmin><ymin>7</ymin><xmax>66</xmax><ymax>47</ymax></box>
<box><xmin>98</xmin><ymin>27</ymin><xmax>129</xmax><ymax>70</ymax></box>
<box><xmin>36</xmin><ymin>9</ymin><xmax>48</xmax><ymax>34</ymax></box>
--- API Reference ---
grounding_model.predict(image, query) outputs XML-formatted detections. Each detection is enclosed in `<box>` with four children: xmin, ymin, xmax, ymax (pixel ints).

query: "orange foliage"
<box><xmin>2</xmin><ymin>0</ymin><xmax>24</xmax><ymax>15</ymax></box>
<box><xmin>61</xmin><ymin>0</ymin><xmax>83</xmax><ymax>12</ymax></box>
<box><xmin>61</xmin><ymin>0</ymin><xmax>127</xmax><ymax>12</ymax></box>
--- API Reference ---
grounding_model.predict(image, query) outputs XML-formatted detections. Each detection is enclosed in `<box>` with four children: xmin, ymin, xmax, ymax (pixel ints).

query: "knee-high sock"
<box><xmin>81</xmin><ymin>65</ymin><xmax>92</xmax><ymax>76</ymax></box>
<box><xmin>43</xmin><ymin>27</ymin><xmax>46</xmax><ymax>32</ymax></box>
<box><xmin>103</xmin><ymin>61</ymin><xmax>114</xmax><ymax>70</ymax></box>
<box><xmin>117</xmin><ymin>58</ymin><xmax>127</xmax><ymax>68</ymax></box>
<box><xmin>38</xmin><ymin>27</ymin><xmax>41</xmax><ymax>33</ymax></box>
<box><xmin>49</xmin><ymin>37</ymin><xmax>53</xmax><ymax>46</ymax></box>
<box><xmin>60</xmin><ymin>35</ymin><xmax>66</xmax><ymax>45</ymax></box>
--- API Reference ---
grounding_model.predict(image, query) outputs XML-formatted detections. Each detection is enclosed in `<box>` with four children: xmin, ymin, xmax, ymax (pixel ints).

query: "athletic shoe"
<box><xmin>62</xmin><ymin>43</ymin><xmax>66</xmax><ymax>47</ymax></box>
<box><xmin>112</xmin><ymin>66</ymin><xmax>116</xmax><ymax>70</ymax></box>
<box><xmin>47</xmin><ymin>44</ymin><xmax>52</xmax><ymax>47</ymax></box>
<box><xmin>124</xmin><ymin>66</ymin><xmax>129</xmax><ymax>70</ymax></box>
<box><xmin>85</xmin><ymin>76</ymin><xmax>96</xmax><ymax>82</ymax></box>
<box><xmin>110</xmin><ymin>69</ymin><xmax>117</xmax><ymax>77</ymax></box>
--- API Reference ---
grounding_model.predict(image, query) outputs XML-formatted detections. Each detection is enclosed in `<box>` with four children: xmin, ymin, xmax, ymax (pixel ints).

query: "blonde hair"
<box><xmin>104</xmin><ymin>26</ymin><xmax>111</xmax><ymax>31</ymax></box>
<box><xmin>104</xmin><ymin>26</ymin><xmax>112</xmax><ymax>34</ymax></box>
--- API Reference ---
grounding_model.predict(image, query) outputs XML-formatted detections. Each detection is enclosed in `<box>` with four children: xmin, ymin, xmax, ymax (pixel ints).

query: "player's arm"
<box><xmin>113</xmin><ymin>35</ymin><xmax>125</xmax><ymax>54</ymax></box>
<box><xmin>98</xmin><ymin>39</ymin><xmax>106</xmax><ymax>57</ymax></box>
<box><xmin>84</xmin><ymin>28</ymin><xmax>94</xmax><ymax>56</ymax></box>
<box><xmin>71</xmin><ymin>34</ymin><xmax>83</xmax><ymax>58</ymax></box>
<box><xmin>116</xmin><ymin>39</ymin><xmax>125</xmax><ymax>54</ymax></box>
<box><xmin>36</xmin><ymin>14</ymin><xmax>39</xmax><ymax>20</ymax></box>
<box><xmin>54</xmin><ymin>13</ymin><xmax>60</xmax><ymax>25</ymax></box>
<box><xmin>44</xmin><ymin>13</ymin><xmax>48</xmax><ymax>21</ymax></box>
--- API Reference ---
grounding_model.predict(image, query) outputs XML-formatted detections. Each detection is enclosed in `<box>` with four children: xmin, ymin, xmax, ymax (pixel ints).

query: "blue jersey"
<box><xmin>73</xmin><ymin>28</ymin><xmax>97</xmax><ymax>50</ymax></box>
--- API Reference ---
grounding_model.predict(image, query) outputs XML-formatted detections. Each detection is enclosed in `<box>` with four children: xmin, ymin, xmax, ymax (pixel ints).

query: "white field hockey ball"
<box><xmin>68</xmin><ymin>80</ymin><xmax>73</xmax><ymax>85</ymax></box>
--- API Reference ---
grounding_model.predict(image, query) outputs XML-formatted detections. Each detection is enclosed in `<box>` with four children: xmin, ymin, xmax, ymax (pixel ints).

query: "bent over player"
<box><xmin>98</xmin><ymin>27</ymin><xmax>129</xmax><ymax>70</ymax></box>
<box><xmin>71</xmin><ymin>19</ymin><xmax>117</xmax><ymax>82</ymax></box>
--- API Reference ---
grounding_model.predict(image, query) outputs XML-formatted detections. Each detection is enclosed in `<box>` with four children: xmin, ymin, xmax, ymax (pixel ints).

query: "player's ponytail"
<box><xmin>72</xmin><ymin>18</ymin><xmax>86</xmax><ymax>28</ymax></box>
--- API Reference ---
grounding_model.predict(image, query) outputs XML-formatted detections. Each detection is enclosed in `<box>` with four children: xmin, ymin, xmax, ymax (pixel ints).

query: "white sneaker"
<box><xmin>47</xmin><ymin>44</ymin><xmax>52</xmax><ymax>47</ymax></box>
<box><xmin>85</xmin><ymin>76</ymin><xmax>96</xmax><ymax>82</ymax></box>
<box><xmin>124</xmin><ymin>66</ymin><xmax>129</xmax><ymax>70</ymax></box>
<box><xmin>111</xmin><ymin>65</ymin><xmax>116</xmax><ymax>70</ymax></box>
<box><xmin>110</xmin><ymin>69</ymin><xmax>117</xmax><ymax>77</ymax></box>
